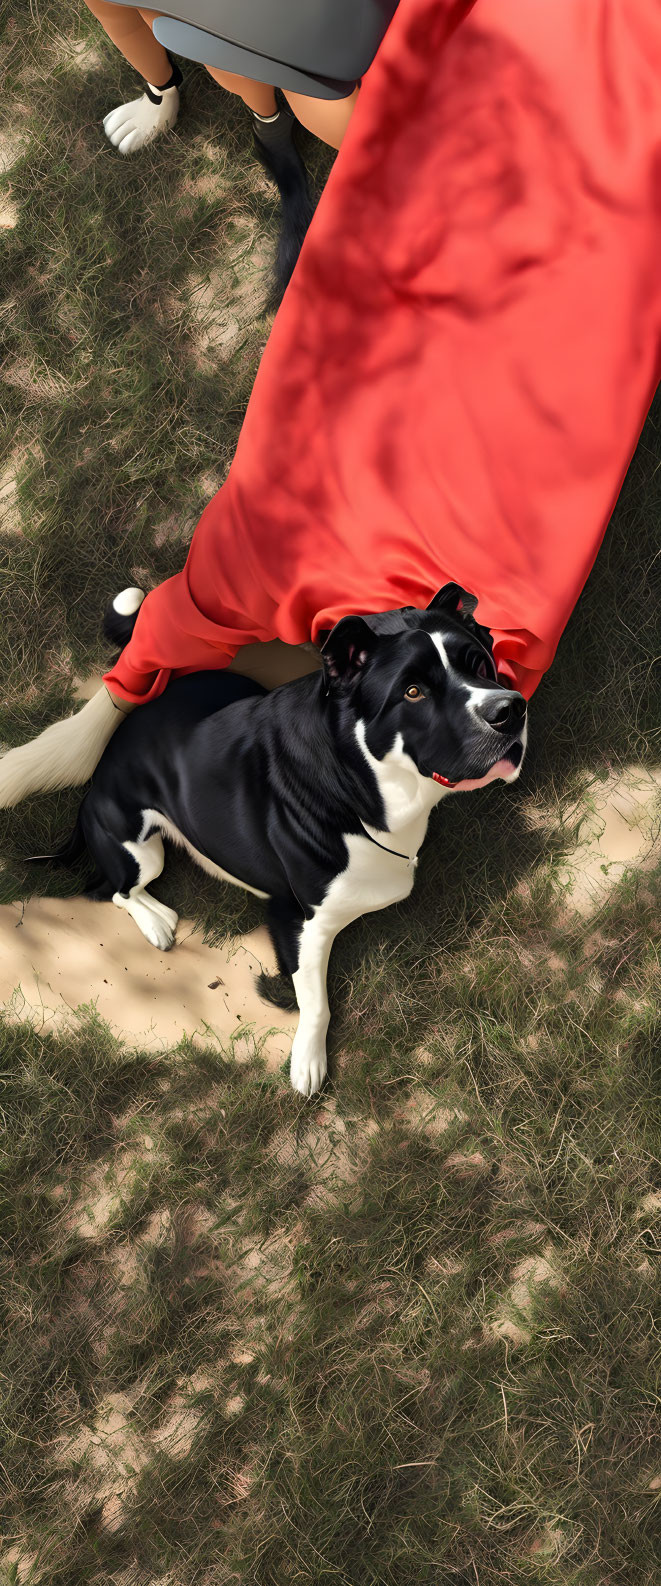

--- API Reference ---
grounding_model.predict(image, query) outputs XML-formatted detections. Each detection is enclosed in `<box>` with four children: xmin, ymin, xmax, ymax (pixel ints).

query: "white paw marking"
<box><xmin>289</xmin><ymin>1039</ymin><xmax>328</xmax><ymax>1097</ymax></box>
<box><xmin>112</xmin><ymin>888</ymin><xmax>178</xmax><ymax>951</ymax></box>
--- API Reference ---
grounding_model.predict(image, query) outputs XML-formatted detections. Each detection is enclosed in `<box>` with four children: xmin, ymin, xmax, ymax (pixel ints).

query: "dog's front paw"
<box><xmin>289</xmin><ymin>1040</ymin><xmax>327</xmax><ymax>1097</ymax></box>
<box><xmin>143</xmin><ymin>915</ymin><xmax>177</xmax><ymax>951</ymax></box>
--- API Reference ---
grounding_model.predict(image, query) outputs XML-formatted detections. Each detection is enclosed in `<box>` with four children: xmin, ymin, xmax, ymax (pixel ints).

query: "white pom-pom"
<box><xmin>103</xmin><ymin>86</ymin><xmax>180</xmax><ymax>156</ymax></box>
<box><xmin>113</xmin><ymin>587</ymin><xmax>146</xmax><ymax>617</ymax></box>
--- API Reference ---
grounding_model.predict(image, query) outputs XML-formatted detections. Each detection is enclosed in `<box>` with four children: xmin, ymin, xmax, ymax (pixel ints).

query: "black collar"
<box><xmin>358</xmin><ymin>820</ymin><xmax>415</xmax><ymax>865</ymax></box>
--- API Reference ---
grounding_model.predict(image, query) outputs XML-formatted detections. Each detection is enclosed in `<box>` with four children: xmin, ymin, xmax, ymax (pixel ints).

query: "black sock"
<box><xmin>145</xmin><ymin>58</ymin><xmax>183</xmax><ymax>104</ymax></box>
<box><xmin>251</xmin><ymin>102</ymin><xmax>297</xmax><ymax>151</ymax></box>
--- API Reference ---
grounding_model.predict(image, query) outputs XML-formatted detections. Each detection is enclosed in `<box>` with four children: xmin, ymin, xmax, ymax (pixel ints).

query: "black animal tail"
<box><xmin>102</xmin><ymin>587</ymin><xmax>146</xmax><ymax>653</ymax></box>
<box><xmin>252</xmin><ymin>104</ymin><xmax>314</xmax><ymax>299</ymax></box>
<box><xmin>256</xmin><ymin>970</ymin><xmax>298</xmax><ymax>1012</ymax></box>
<box><xmin>24</xmin><ymin>808</ymin><xmax>107</xmax><ymax>893</ymax></box>
<box><xmin>55</xmin><ymin>813</ymin><xmax>88</xmax><ymax>868</ymax></box>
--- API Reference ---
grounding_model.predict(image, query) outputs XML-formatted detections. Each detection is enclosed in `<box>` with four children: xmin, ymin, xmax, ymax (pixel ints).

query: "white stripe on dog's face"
<box><xmin>424</xmin><ymin>624</ymin><xmax>500</xmax><ymax>729</ymax></box>
<box><xmin>463</xmin><ymin>680</ymin><xmax>498</xmax><ymax>716</ymax></box>
<box><xmin>427</xmin><ymin>630</ymin><xmax>450</xmax><ymax>672</ymax></box>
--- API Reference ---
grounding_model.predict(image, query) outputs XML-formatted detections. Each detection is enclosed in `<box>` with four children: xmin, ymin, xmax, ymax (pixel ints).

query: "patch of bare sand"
<box><xmin>0</xmin><ymin>192</ymin><xmax>18</xmax><ymax>228</ymax></box>
<box><xmin>1</xmin><ymin>1545</ymin><xmax>40</xmax><ymax>1583</ymax></box>
<box><xmin>184</xmin><ymin>219</ymin><xmax>271</xmax><ymax>361</ymax></box>
<box><xmin>152</xmin><ymin>1369</ymin><xmax>217</xmax><ymax>1462</ymax></box>
<box><xmin>196</xmin><ymin>466</ymin><xmax>225</xmax><ymax>499</ymax></box>
<box><xmin>56</xmin><ymin>1388</ymin><xmax>150</xmax><ymax>1531</ymax></box>
<box><xmin>188</xmin><ymin>140</ymin><xmax>233</xmax><ymax>201</ymax></box>
<box><xmin>55</xmin><ymin>1362</ymin><xmax>227</xmax><ymax>1532</ymax></box>
<box><xmin>3</xmin><ymin>358</ymin><xmax>69</xmax><ymax>402</ymax></box>
<box><xmin>0</xmin><ymin>448</ymin><xmax>26</xmax><ymax>530</ymax></box>
<box><xmin>66</xmin><ymin>1147</ymin><xmax>144</xmax><ymax>1240</ymax></box>
<box><xmin>444</xmin><ymin>1150</ymin><xmax>487</xmax><ymax>1176</ymax></box>
<box><xmin>60</xmin><ymin>37</ymin><xmax>105</xmax><ymax>71</ymax></box>
<box><xmin>490</xmin><ymin>1245</ymin><xmax>561</xmax><ymax>1345</ymax></box>
<box><xmin>396</xmin><ymin>1087</ymin><xmax>468</xmax><ymax>1137</ymax></box>
<box><xmin>0</xmin><ymin>128</ymin><xmax>28</xmax><ymax>175</ymax></box>
<box><xmin>636</xmin><ymin>1190</ymin><xmax>661</xmax><ymax>1219</ymax></box>
<box><xmin>528</xmin><ymin>1524</ymin><xmax>568</xmax><ymax>1559</ymax></box>
<box><xmin>234</xmin><ymin>1221</ymin><xmax>301</xmax><ymax>1303</ymax></box>
<box><xmin>0</xmin><ymin>901</ymin><xmax>297</xmax><ymax>1062</ymax></box>
<box><xmin>550</xmin><ymin>765</ymin><xmax>661</xmax><ymax>916</ymax></box>
<box><xmin>151</xmin><ymin>511</ymin><xmax>196</xmax><ymax>550</ymax></box>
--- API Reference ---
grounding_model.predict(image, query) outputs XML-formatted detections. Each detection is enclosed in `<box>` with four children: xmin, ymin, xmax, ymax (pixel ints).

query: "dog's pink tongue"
<box><xmin>447</xmin><ymin>758</ymin><xmax>516</xmax><ymax>792</ymax></box>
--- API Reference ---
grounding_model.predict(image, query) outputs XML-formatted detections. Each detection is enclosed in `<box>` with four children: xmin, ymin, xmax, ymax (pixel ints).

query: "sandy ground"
<box><xmin>0</xmin><ymin>900</ymin><xmax>297</xmax><ymax>1061</ymax></box>
<box><xmin>552</xmin><ymin>764</ymin><xmax>661</xmax><ymax>915</ymax></box>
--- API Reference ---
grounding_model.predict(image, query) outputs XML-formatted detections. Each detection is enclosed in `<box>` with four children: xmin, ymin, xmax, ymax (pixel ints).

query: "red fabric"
<box><xmin>105</xmin><ymin>0</ymin><xmax>661</xmax><ymax>706</ymax></box>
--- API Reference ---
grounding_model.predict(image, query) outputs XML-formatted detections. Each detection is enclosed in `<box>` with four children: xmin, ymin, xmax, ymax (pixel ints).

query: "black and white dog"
<box><xmin>49</xmin><ymin>581</ymin><xmax>527</xmax><ymax>1095</ymax></box>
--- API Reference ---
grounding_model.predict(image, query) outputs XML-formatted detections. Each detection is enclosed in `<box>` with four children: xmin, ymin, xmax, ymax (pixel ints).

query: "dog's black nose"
<box><xmin>478</xmin><ymin>691</ymin><xmax>527</xmax><ymax>733</ymax></box>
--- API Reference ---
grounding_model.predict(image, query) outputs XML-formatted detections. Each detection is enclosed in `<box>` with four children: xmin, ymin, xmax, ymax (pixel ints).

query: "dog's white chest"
<box><xmin>327</xmin><ymin>830</ymin><xmax>417</xmax><ymax>922</ymax></box>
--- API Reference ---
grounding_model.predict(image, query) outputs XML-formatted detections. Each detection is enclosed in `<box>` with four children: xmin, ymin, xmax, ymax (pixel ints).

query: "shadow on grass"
<box><xmin>1</xmin><ymin>926</ymin><xmax>660</xmax><ymax>1585</ymax></box>
<box><xmin>4</xmin><ymin>6</ymin><xmax>661</xmax><ymax>1585</ymax></box>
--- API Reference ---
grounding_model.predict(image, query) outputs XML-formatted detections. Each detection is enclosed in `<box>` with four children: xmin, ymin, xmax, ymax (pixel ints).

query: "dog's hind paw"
<box><xmin>112</xmin><ymin>889</ymin><xmax>178</xmax><ymax>951</ymax></box>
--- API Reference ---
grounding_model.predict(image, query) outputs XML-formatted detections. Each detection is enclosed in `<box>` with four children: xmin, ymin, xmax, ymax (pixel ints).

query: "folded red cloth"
<box><xmin>105</xmin><ymin>0</ymin><xmax>661</xmax><ymax>706</ymax></box>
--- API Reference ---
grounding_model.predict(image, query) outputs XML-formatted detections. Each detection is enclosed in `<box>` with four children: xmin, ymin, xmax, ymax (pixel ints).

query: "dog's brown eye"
<box><xmin>405</xmin><ymin>684</ymin><xmax>424</xmax><ymax>701</ymax></box>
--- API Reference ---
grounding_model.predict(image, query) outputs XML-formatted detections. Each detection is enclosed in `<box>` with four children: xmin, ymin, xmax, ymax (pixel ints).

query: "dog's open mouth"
<box><xmin>432</xmin><ymin>739</ymin><xmax>524</xmax><ymax>790</ymax></box>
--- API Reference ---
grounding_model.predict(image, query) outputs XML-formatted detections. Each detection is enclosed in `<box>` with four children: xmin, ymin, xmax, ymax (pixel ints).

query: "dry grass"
<box><xmin>1</xmin><ymin>2</ymin><xmax>661</xmax><ymax>1582</ymax></box>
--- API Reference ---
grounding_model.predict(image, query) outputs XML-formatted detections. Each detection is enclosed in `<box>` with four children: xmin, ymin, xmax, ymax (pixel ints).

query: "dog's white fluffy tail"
<box><xmin>0</xmin><ymin>585</ymin><xmax>146</xmax><ymax>808</ymax></box>
<box><xmin>0</xmin><ymin>687</ymin><xmax>125</xmax><ymax>808</ymax></box>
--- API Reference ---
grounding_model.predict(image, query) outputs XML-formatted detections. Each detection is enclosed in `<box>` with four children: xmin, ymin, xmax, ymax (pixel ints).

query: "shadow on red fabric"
<box><xmin>104</xmin><ymin>0</ymin><xmax>661</xmax><ymax>706</ymax></box>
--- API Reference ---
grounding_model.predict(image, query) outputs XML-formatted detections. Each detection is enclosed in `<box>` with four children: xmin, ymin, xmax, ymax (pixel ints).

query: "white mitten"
<box><xmin>103</xmin><ymin>82</ymin><xmax>180</xmax><ymax>156</ymax></box>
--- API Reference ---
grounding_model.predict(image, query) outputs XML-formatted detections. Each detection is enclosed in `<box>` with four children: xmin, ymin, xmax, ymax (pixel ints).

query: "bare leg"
<box><xmin>204</xmin><ymin>71</ymin><xmax>359</xmax><ymax>149</ymax></box>
<box><xmin>282</xmin><ymin>87</ymin><xmax>359</xmax><ymax>150</ymax></box>
<box><xmin>83</xmin><ymin>0</ymin><xmax>171</xmax><ymax>82</ymax></box>
<box><xmin>204</xmin><ymin>64</ymin><xmax>277</xmax><ymax>118</ymax></box>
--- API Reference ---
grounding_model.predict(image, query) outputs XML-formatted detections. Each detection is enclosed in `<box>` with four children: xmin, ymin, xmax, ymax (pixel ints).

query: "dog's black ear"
<box><xmin>321</xmin><ymin>616</ymin><xmax>379</xmax><ymax>686</ymax></box>
<box><xmin>427</xmin><ymin>583</ymin><xmax>479</xmax><ymax>618</ymax></box>
<box><xmin>427</xmin><ymin>583</ymin><xmax>494</xmax><ymax>656</ymax></box>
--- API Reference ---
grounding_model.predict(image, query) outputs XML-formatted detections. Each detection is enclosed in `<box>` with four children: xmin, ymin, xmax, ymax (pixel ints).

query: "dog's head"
<box><xmin>321</xmin><ymin>584</ymin><xmax>527</xmax><ymax>791</ymax></box>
